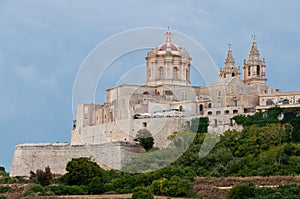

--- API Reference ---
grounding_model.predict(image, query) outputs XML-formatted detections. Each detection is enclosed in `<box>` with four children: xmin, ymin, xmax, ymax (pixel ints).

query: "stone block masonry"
<box><xmin>10</xmin><ymin>141</ymin><xmax>143</xmax><ymax>177</ymax></box>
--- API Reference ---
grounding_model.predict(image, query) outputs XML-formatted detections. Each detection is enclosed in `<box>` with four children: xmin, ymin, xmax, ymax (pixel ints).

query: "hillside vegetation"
<box><xmin>1</xmin><ymin>107</ymin><xmax>300</xmax><ymax>198</ymax></box>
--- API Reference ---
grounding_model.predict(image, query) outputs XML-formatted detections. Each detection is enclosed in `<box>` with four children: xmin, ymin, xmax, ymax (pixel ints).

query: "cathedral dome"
<box><xmin>147</xmin><ymin>31</ymin><xmax>190</xmax><ymax>59</ymax></box>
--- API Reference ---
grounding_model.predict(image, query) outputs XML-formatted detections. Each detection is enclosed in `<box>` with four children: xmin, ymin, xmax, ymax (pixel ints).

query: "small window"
<box><xmin>216</xmin><ymin>111</ymin><xmax>221</xmax><ymax>115</ymax></box>
<box><xmin>225</xmin><ymin>110</ymin><xmax>230</xmax><ymax>114</ymax></box>
<box><xmin>208</xmin><ymin>111</ymin><xmax>212</xmax><ymax>115</ymax></box>
<box><xmin>282</xmin><ymin>99</ymin><xmax>289</xmax><ymax>105</ymax></box>
<box><xmin>214</xmin><ymin>119</ymin><xmax>218</xmax><ymax>127</ymax></box>
<box><xmin>257</xmin><ymin>65</ymin><xmax>260</xmax><ymax>76</ymax></box>
<box><xmin>232</xmin><ymin>73</ymin><xmax>235</xmax><ymax>77</ymax></box>
<box><xmin>159</xmin><ymin>67</ymin><xmax>164</xmax><ymax>79</ymax></box>
<box><xmin>208</xmin><ymin>103</ymin><xmax>212</xmax><ymax>109</ymax></box>
<box><xmin>143</xmin><ymin>122</ymin><xmax>147</xmax><ymax>127</ymax></box>
<box><xmin>248</xmin><ymin>66</ymin><xmax>251</xmax><ymax>76</ymax></box>
<box><xmin>234</xmin><ymin>100</ymin><xmax>238</xmax><ymax>107</ymax></box>
<box><xmin>233</xmin><ymin>110</ymin><xmax>238</xmax><ymax>114</ymax></box>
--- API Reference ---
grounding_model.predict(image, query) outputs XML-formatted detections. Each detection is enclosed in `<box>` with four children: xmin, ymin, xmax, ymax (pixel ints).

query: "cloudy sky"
<box><xmin>1</xmin><ymin>0</ymin><xmax>300</xmax><ymax>171</ymax></box>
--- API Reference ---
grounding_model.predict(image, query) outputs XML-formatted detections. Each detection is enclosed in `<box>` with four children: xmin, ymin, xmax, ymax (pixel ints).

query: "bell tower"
<box><xmin>243</xmin><ymin>37</ymin><xmax>267</xmax><ymax>85</ymax></box>
<box><xmin>219</xmin><ymin>46</ymin><xmax>240</xmax><ymax>79</ymax></box>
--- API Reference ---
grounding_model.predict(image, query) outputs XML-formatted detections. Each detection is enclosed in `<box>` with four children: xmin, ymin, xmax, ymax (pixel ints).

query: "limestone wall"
<box><xmin>10</xmin><ymin>142</ymin><xmax>143</xmax><ymax>177</ymax></box>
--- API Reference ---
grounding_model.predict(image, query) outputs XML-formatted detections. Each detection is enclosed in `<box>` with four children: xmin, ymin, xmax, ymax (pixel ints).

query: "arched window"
<box><xmin>266</xmin><ymin>99</ymin><xmax>274</xmax><ymax>106</ymax></box>
<box><xmin>208</xmin><ymin>103</ymin><xmax>212</xmax><ymax>108</ymax></box>
<box><xmin>232</xmin><ymin>73</ymin><xmax>235</xmax><ymax>77</ymax></box>
<box><xmin>179</xmin><ymin>105</ymin><xmax>183</xmax><ymax>112</ymax></box>
<box><xmin>257</xmin><ymin>65</ymin><xmax>260</xmax><ymax>76</ymax></box>
<box><xmin>199</xmin><ymin>104</ymin><xmax>203</xmax><ymax>115</ymax></box>
<box><xmin>173</xmin><ymin>67</ymin><xmax>178</xmax><ymax>79</ymax></box>
<box><xmin>282</xmin><ymin>99</ymin><xmax>289</xmax><ymax>105</ymax></box>
<box><xmin>186</xmin><ymin>68</ymin><xmax>189</xmax><ymax>81</ymax></box>
<box><xmin>159</xmin><ymin>67</ymin><xmax>164</xmax><ymax>79</ymax></box>
<box><xmin>248</xmin><ymin>66</ymin><xmax>251</xmax><ymax>76</ymax></box>
<box><xmin>199</xmin><ymin>104</ymin><xmax>204</xmax><ymax>112</ymax></box>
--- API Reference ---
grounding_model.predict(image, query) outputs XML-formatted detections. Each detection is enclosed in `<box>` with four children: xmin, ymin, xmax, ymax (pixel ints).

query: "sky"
<box><xmin>1</xmin><ymin>0</ymin><xmax>300</xmax><ymax>171</ymax></box>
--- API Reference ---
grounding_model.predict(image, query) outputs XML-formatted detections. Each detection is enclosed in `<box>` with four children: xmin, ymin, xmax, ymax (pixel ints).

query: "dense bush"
<box><xmin>63</xmin><ymin>157</ymin><xmax>110</xmax><ymax>194</ymax></box>
<box><xmin>228</xmin><ymin>184</ymin><xmax>300</xmax><ymax>199</ymax></box>
<box><xmin>151</xmin><ymin>176</ymin><xmax>193</xmax><ymax>197</ymax></box>
<box><xmin>24</xmin><ymin>185</ymin><xmax>46</xmax><ymax>197</ymax></box>
<box><xmin>48</xmin><ymin>185</ymin><xmax>86</xmax><ymax>195</ymax></box>
<box><xmin>227</xmin><ymin>183</ymin><xmax>255</xmax><ymax>199</ymax></box>
<box><xmin>131</xmin><ymin>186</ymin><xmax>153</xmax><ymax>199</ymax></box>
<box><xmin>0</xmin><ymin>186</ymin><xmax>13</xmax><ymax>193</ymax></box>
<box><xmin>136</xmin><ymin>129</ymin><xmax>154</xmax><ymax>151</ymax></box>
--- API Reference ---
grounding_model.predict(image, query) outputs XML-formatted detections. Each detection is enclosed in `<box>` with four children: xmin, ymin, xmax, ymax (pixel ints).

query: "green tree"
<box><xmin>136</xmin><ymin>129</ymin><xmax>154</xmax><ymax>151</ymax></box>
<box><xmin>227</xmin><ymin>183</ymin><xmax>255</xmax><ymax>199</ymax></box>
<box><xmin>131</xmin><ymin>186</ymin><xmax>154</xmax><ymax>199</ymax></box>
<box><xmin>63</xmin><ymin>157</ymin><xmax>107</xmax><ymax>194</ymax></box>
<box><xmin>190</xmin><ymin>117</ymin><xmax>209</xmax><ymax>133</ymax></box>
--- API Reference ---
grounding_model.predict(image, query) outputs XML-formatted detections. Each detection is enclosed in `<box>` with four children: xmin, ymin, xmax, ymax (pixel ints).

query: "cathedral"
<box><xmin>10</xmin><ymin>31</ymin><xmax>300</xmax><ymax>177</ymax></box>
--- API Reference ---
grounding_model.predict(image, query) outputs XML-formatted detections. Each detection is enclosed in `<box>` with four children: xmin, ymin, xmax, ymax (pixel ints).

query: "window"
<box><xmin>208</xmin><ymin>103</ymin><xmax>212</xmax><ymax>109</ymax></box>
<box><xmin>173</xmin><ymin>67</ymin><xmax>178</xmax><ymax>79</ymax></box>
<box><xmin>186</xmin><ymin>68</ymin><xmax>189</xmax><ymax>81</ymax></box>
<box><xmin>199</xmin><ymin>104</ymin><xmax>204</xmax><ymax>112</ymax></box>
<box><xmin>234</xmin><ymin>100</ymin><xmax>238</xmax><ymax>107</ymax></box>
<box><xmin>208</xmin><ymin>111</ymin><xmax>212</xmax><ymax>115</ymax></box>
<box><xmin>143</xmin><ymin>122</ymin><xmax>147</xmax><ymax>127</ymax></box>
<box><xmin>232</xmin><ymin>73</ymin><xmax>235</xmax><ymax>77</ymax></box>
<box><xmin>257</xmin><ymin>65</ymin><xmax>260</xmax><ymax>76</ymax></box>
<box><xmin>230</xmin><ymin>118</ymin><xmax>235</xmax><ymax>126</ymax></box>
<box><xmin>248</xmin><ymin>66</ymin><xmax>251</xmax><ymax>76</ymax></box>
<box><xmin>218</xmin><ymin>101</ymin><xmax>222</xmax><ymax>107</ymax></box>
<box><xmin>233</xmin><ymin>110</ymin><xmax>238</xmax><ymax>114</ymax></box>
<box><xmin>216</xmin><ymin>111</ymin><xmax>221</xmax><ymax>115</ymax></box>
<box><xmin>266</xmin><ymin>99</ymin><xmax>274</xmax><ymax>106</ymax></box>
<box><xmin>159</xmin><ymin>67</ymin><xmax>164</xmax><ymax>79</ymax></box>
<box><xmin>214</xmin><ymin>119</ymin><xmax>218</xmax><ymax>127</ymax></box>
<box><xmin>282</xmin><ymin>99</ymin><xmax>289</xmax><ymax>105</ymax></box>
<box><xmin>179</xmin><ymin>105</ymin><xmax>183</xmax><ymax>112</ymax></box>
<box><xmin>181</xmin><ymin>91</ymin><xmax>187</xmax><ymax>100</ymax></box>
<box><xmin>225</xmin><ymin>110</ymin><xmax>230</xmax><ymax>114</ymax></box>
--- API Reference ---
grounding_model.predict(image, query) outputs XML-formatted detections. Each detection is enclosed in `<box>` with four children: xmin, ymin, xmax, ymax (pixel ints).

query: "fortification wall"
<box><xmin>71</xmin><ymin>117</ymin><xmax>192</xmax><ymax>148</ymax></box>
<box><xmin>10</xmin><ymin>142</ymin><xmax>143</xmax><ymax>177</ymax></box>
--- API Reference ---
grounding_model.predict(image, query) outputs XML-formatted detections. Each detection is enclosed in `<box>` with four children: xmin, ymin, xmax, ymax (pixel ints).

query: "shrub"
<box><xmin>0</xmin><ymin>186</ymin><xmax>13</xmax><ymax>193</ymax></box>
<box><xmin>136</xmin><ymin>129</ymin><xmax>154</xmax><ymax>151</ymax></box>
<box><xmin>48</xmin><ymin>185</ymin><xmax>86</xmax><ymax>195</ymax></box>
<box><xmin>227</xmin><ymin>183</ymin><xmax>255</xmax><ymax>199</ymax></box>
<box><xmin>24</xmin><ymin>185</ymin><xmax>46</xmax><ymax>197</ymax></box>
<box><xmin>131</xmin><ymin>186</ymin><xmax>153</xmax><ymax>199</ymax></box>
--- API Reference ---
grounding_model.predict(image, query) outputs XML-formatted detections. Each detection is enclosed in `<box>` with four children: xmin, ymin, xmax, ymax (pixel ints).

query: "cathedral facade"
<box><xmin>10</xmin><ymin>31</ymin><xmax>300</xmax><ymax>177</ymax></box>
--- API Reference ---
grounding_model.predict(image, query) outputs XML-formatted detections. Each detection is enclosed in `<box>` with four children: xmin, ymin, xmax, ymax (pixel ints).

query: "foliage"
<box><xmin>234</xmin><ymin>107</ymin><xmax>300</xmax><ymax>142</ymax></box>
<box><xmin>228</xmin><ymin>183</ymin><xmax>300</xmax><ymax>199</ymax></box>
<box><xmin>136</xmin><ymin>129</ymin><xmax>154</xmax><ymax>151</ymax></box>
<box><xmin>56</xmin><ymin>108</ymin><xmax>300</xmax><ymax>197</ymax></box>
<box><xmin>48</xmin><ymin>185</ymin><xmax>86</xmax><ymax>195</ymax></box>
<box><xmin>0</xmin><ymin>167</ymin><xmax>8</xmax><ymax>177</ymax></box>
<box><xmin>131</xmin><ymin>186</ymin><xmax>154</xmax><ymax>199</ymax></box>
<box><xmin>24</xmin><ymin>185</ymin><xmax>46</xmax><ymax>197</ymax></box>
<box><xmin>227</xmin><ymin>183</ymin><xmax>255</xmax><ymax>199</ymax></box>
<box><xmin>191</xmin><ymin>117</ymin><xmax>209</xmax><ymax>133</ymax></box>
<box><xmin>0</xmin><ymin>186</ymin><xmax>13</xmax><ymax>193</ymax></box>
<box><xmin>151</xmin><ymin>176</ymin><xmax>193</xmax><ymax>197</ymax></box>
<box><xmin>0</xmin><ymin>196</ymin><xmax>5</xmax><ymax>199</ymax></box>
<box><xmin>30</xmin><ymin>166</ymin><xmax>53</xmax><ymax>186</ymax></box>
<box><xmin>63</xmin><ymin>157</ymin><xmax>111</xmax><ymax>194</ymax></box>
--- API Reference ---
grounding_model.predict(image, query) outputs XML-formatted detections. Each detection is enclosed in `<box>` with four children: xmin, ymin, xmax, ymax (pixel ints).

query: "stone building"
<box><xmin>10</xmin><ymin>31</ymin><xmax>300</xmax><ymax>177</ymax></box>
